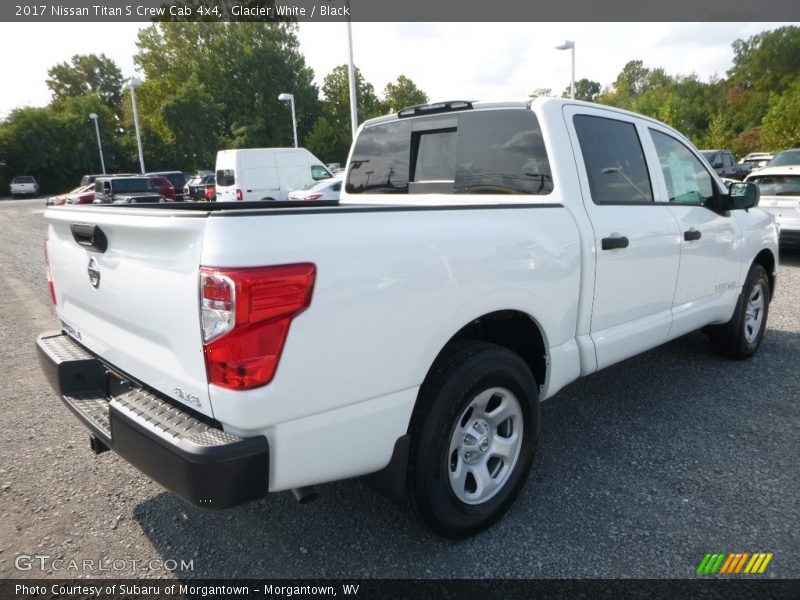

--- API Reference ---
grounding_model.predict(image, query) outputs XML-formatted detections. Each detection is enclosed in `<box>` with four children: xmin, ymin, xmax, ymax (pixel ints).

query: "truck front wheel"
<box><xmin>709</xmin><ymin>262</ymin><xmax>770</xmax><ymax>359</ymax></box>
<box><xmin>407</xmin><ymin>342</ymin><xmax>539</xmax><ymax>538</ymax></box>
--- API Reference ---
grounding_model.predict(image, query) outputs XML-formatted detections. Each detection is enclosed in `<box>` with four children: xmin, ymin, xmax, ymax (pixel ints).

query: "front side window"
<box><xmin>573</xmin><ymin>115</ymin><xmax>653</xmax><ymax>204</ymax></box>
<box><xmin>311</xmin><ymin>165</ymin><xmax>332</xmax><ymax>181</ymax></box>
<box><xmin>650</xmin><ymin>130</ymin><xmax>714</xmax><ymax>206</ymax></box>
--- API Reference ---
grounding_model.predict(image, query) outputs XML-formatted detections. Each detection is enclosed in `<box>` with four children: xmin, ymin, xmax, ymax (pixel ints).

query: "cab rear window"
<box><xmin>346</xmin><ymin>109</ymin><xmax>553</xmax><ymax>195</ymax></box>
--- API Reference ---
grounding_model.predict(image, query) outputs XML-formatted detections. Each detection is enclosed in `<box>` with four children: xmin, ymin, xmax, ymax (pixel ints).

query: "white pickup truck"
<box><xmin>37</xmin><ymin>98</ymin><xmax>778</xmax><ymax>538</ymax></box>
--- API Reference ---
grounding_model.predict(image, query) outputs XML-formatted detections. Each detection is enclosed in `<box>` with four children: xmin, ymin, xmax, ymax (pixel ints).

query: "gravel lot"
<box><xmin>0</xmin><ymin>196</ymin><xmax>798</xmax><ymax>580</ymax></box>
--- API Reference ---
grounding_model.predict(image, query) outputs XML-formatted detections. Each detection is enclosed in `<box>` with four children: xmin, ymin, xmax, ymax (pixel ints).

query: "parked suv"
<box><xmin>9</xmin><ymin>176</ymin><xmax>39</xmax><ymax>197</ymax></box>
<box><xmin>80</xmin><ymin>173</ymin><xmax>135</xmax><ymax>188</ymax></box>
<box><xmin>93</xmin><ymin>176</ymin><xmax>164</xmax><ymax>204</ymax></box>
<box><xmin>700</xmin><ymin>150</ymin><xmax>748</xmax><ymax>180</ymax></box>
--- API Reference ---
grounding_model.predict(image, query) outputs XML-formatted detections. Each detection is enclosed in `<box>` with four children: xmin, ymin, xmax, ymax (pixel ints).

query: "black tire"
<box><xmin>407</xmin><ymin>341</ymin><xmax>539</xmax><ymax>538</ymax></box>
<box><xmin>708</xmin><ymin>263</ymin><xmax>770</xmax><ymax>359</ymax></box>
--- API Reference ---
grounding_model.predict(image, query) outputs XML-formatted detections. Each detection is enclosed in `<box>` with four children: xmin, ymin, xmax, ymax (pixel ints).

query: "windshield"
<box><xmin>750</xmin><ymin>175</ymin><xmax>800</xmax><ymax>196</ymax></box>
<box><xmin>112</xmin><ymin>178</ymin><xmax>155</xmax><ymax>193</ymax></box>
<box><xmin>769</xmin><ymin>150</ymin><xmax>800</xmax><ymax>167</ymax></box>
<box><xmin>14</xmin><ymin>176</ymin><xmax>35</xmax><ymax>183</ymax></box>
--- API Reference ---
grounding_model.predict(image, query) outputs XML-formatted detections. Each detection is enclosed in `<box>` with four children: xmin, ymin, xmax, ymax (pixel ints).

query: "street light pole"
<box><xmin>124</xmin><ymin>78</ymin><xmax>146</xmax><ymax>174</ymax></box>
<box><xmin>346</xmin><ymin>14</ymin><xmax>358</xmax><ymax>140</ymax></box>
<box><xmin>88</xmin><ymin>113</ymin><xmax>106</xmax><ymax>174</ymax></box>
<box><xmin>278</xmin><ymin>93</ymin><xmax>298</xmax><ymax>148</ymax></box>
<box><xmin>556</xmin><ymin>40</ymin><xmax>576</xmax><ymax>100</ymax></box>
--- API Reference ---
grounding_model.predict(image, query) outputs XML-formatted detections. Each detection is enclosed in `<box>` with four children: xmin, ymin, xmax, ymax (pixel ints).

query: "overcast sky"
<box><xmin>0</xmin><ymin>22</ymin><xmax>795</xmax><ymax>119</ymax></box>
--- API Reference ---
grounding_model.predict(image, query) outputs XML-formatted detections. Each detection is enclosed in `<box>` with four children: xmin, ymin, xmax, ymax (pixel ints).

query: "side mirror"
<box><xmin>720</xmin><ymin>182</ymin><xmax>759</xmax><ymax>211</ymax></box>
<box><xmin>712</xmin><ymin>161</ymin><xmax>723</xmax><ymax>169</ymax></box>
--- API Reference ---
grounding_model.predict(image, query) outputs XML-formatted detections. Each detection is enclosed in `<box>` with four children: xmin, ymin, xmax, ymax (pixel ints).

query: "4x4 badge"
<box><xmin>87</xmin><ymin>257</ymin><xmax>100</xmax><ymax>289</ymax></box>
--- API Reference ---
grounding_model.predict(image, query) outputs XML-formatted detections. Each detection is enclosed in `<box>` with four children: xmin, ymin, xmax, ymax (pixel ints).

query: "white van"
<box><xmin>215</xmin><ymin>148</ymin><xmax>333</xmax><ymax>202</ymax></box>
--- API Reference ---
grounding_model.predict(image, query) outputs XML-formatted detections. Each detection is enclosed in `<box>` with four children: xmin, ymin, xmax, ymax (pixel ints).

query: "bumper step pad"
<box><xmin>36</xmin><ymin>332</ymin><xmax>269</xmax><ymax>508</ymax></box>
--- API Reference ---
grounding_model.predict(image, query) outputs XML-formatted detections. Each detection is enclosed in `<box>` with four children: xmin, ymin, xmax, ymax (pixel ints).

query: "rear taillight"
<box><xmin>304</xmin><ymin>194</ymin><xmax>323</xmax><ymax>201</ymax></box>
<box><xmin>44</xmin><ymin>235</ymin><xmax>56</xmax><ymax>305</ymax></box>
<box><xmin>235</xmin><ymin>188</ymin><xmax>243</xmax><ymax>201</ymax></box>
<box><xmin>200</xmin><ymin>264</ymin><xmax>316</xmax><ymax>390</ymax></box>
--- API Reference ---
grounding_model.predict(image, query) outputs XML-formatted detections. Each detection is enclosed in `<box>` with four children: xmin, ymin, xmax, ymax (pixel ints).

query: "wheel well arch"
<box><xmin>753</xmin><ymin>249</ymin><xmax>776</xmax><ymax>299</ymax></box>
<box><xmin>419</xmin><ymin>309</ymin><xmax>547</xmax><ymax>402</ymax></box>
<box><xmin>366</xmin><ymin>310</ymin><xmax>549</xmax><ymax>500</ymax></box>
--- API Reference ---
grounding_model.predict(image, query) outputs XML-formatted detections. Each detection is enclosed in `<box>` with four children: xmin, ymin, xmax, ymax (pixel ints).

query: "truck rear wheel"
<box><xmin>708</xmin><ymin>263</ymin><xmax>770</xmax><ymax>359</ymax></box>
<box><xmin>407</xmin><ymin>342</ymin><xmax>539</xmax><ymax>538</ymax></box>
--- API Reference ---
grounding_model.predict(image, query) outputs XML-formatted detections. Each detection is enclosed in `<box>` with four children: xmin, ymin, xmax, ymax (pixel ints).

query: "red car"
<box><xmin>149</xmin><ymin>175</ymin><xmax>176</xmax><ymax>201</ymax></box>
<box><xmin>47</xmin><ymin>184</ymin><xmax>94</xmax><ymax>206</ymax></box>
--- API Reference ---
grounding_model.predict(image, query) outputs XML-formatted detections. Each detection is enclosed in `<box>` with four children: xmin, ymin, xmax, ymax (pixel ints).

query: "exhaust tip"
<box><xmin>89</xmin><ymin>434</ymin><xmax>110</xmax><ymax>455</ymax></box>
<box><xmin>292</xmin><ymin>486</ymin><xmax>320</xmax><ymax>504</ymax></box>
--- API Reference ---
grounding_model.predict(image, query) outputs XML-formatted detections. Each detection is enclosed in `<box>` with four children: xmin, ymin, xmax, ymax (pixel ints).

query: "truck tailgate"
<box><xmin>45</xmin><ymin>207</ymin><xmax>214</xmax><ymax>417</ymax></box>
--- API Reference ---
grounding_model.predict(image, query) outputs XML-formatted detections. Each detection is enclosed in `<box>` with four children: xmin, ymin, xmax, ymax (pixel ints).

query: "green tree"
<box><xmin>322</xmin><ymin>65</ymin><xmax>383</xmax><ymax>130</ymax></box>
<box><xmin>0</xmin><ymin>107</ymin><xmax>71</xmax><ymax>192</ymax></box>
<box><xmin>704</xmin><ymin>111</ymin><xmax>735</xmax><ymax>150</ymax></box>
<box><xmin>304</xmin><ymin>116</ymin><xmax>342</xmax><ymax>164</ymax></box>
<box><xmin>320</xmin><ymin>65</ymin><xmax>384</xmax><ymax>161</ymax></box>
<box><xmin>726</xmin><ymin>26</ymin><xmax>800</xmax><ymax>131</ymax></box>
<box><xmin>160</xmin><ymin>75</ymin><xmax>222</xmax><ymax>168</ymax></box>
<box><xmin>53</xmin><ymin>95</ymin><xmax>123</xmax><ymax>175</ymax></box>
<box><xmin>46</xmin><ymin>54</ymin><xmax>124</xmax><ymax>110</ymax></box>
<box><xmin>383</xmin><ymin>75</ymin><xmax>428</xmax><ymax>113</ymax></box>
<box><xmin>133</xmin><ymin>22</ymin><xmax>320</xmax><ymax>165</ymax></box>
<box><xmin>562</xmin><ymin>78</ymin><xmax>601</xmax><ymax>102</ymax></box>
<box><xmin>761</xmin><ymin>80</ymin><xmax>800</xmax><ymax>151</ymax></box>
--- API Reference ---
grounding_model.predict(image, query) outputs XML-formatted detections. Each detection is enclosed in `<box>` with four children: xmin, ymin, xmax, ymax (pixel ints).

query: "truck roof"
<box><xmin>361</xmin><ymin>97</ymin><xmax>678</xmax><ymax>132</ymax></box>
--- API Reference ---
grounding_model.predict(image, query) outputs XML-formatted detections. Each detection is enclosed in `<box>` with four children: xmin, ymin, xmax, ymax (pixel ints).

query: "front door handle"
<box><xmin>684</xmin><ymin>229</ymin><xmax>702</xmax><ymax>242</ymax></box>
<box><xmin>601</xmin><ymin>236</ymin><xmax>629</xmax><ymax>251</ymax></box>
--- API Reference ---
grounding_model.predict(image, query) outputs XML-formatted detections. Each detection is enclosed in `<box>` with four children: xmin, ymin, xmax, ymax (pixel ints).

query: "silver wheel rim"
<box><xmin>447</xmin><ymin>387</ymin><xmax>523</xmax><ymax>505</ymax></box>
<box><xmin>743</xmin><ymin>282</ymin><xmax>766</xmax><ymax>344</ymax></box>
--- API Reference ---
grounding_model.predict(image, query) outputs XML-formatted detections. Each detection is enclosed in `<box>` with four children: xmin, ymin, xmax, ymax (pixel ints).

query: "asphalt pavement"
<box><xmin>0</xmin><ymin>197</ymin><xmax>797</xmax><ymax>579</ymax></box>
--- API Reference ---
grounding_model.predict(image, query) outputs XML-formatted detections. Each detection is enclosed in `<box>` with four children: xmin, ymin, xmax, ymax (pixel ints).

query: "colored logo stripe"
<box><xmin>697</xmin><ymin>552</ymin><xmax>773</xmax><ymax>575</ymax></box>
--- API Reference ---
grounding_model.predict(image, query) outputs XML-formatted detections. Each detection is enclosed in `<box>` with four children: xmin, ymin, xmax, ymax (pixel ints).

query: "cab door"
<box><xmin>644</xmin><ymin>127</ymin><xmax>743</xmax><ymax>337</ymax></box>
<box><xmin>564</xmin><ymin>106</ymin><xmax>682</xmax><ymax>370</ymax></box>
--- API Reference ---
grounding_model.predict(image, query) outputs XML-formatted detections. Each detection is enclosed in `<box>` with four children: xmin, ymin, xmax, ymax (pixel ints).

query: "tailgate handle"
<box><xmin>70</xmin><ymin>223</ymin><xmax>108</xmax><ymax>253</ymax></box>
<box><xmin>601</xmin><ymin>236</ymin><xmax>629</xmax><ymax>251</ymax></box>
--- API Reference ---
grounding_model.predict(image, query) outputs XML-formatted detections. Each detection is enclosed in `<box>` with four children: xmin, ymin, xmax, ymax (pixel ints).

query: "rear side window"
<box><xmin>216</xmin><ymin>170</ymin><xmax>235</xmax><ymax>187</ymax></box>
<box><xmin>573</xmin><ymin>115</ymin><xmax>653</xmax><ymax>204</ymax></box>
<box><xmin>346</xmin><ymin>109</ymin><xmax>553</xmax><ymax>195</ymax></box>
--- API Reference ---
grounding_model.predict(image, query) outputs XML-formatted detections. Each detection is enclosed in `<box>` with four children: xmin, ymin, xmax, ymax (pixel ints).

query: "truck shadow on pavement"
<box><xmin>132</xmin><ymin>328</ymin><xmax>800</xmax><ymax>579</ymax></box>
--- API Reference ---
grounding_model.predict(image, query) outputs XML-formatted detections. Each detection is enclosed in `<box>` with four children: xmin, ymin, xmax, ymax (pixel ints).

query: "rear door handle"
<box><xmin>601</xmin><ymin>236</ymin><xmax>629</xmax><ymax>251</ymax></box>
<box><xmin>684</xmin><ymin>229</ymin><xmax>702</xmax><ymax>242</ymax></box>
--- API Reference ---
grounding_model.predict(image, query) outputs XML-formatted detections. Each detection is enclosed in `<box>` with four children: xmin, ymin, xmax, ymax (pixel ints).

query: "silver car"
<box><xmin>287</xmin><ymin>177</ymin><xmax>342</xmax><ymax>202</ymax></box>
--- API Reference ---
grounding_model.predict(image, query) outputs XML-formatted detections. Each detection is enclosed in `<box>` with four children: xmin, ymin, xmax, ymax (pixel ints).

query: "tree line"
<box><xmin>1</xmin><ymin>23</ymin><xmax>799</xmax><ymax>194</ymax></box>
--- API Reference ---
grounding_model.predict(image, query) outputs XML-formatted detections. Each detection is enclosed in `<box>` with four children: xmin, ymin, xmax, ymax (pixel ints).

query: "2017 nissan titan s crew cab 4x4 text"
<box><xmin>37</xmin><ymin>98</ymin><xmax>778</xmax><ymax>538</ymax></box>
